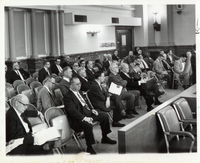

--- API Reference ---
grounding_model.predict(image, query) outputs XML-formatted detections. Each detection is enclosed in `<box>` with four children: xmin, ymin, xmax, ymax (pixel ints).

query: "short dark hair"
<box><xmin>43</xmin><ymin>60</ymin><xmax>50</xmax><ymax>66</ymax></box>
<box><xmin>94</xmin><ymin>71</ymin><xmax>104</xmax><ymax>79</ymax></box>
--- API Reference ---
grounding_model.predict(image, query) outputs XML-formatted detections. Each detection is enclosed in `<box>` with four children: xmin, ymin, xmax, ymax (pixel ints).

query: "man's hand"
<box><xmin>82</xmin><ymin>117</ymin><xmax>93</xmax><ymax>124</ymax></box>
<box><xmin>92</xmin><ymin>109</ymin><xmax>98</xmax><ymax>116</ymax></box>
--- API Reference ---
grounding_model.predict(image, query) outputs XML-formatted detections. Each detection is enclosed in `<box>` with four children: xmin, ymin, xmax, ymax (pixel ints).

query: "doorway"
<box><xmin>115</xmin><ymin>26</ymin><xmax>134</xmax><ymax>59</ymax></box>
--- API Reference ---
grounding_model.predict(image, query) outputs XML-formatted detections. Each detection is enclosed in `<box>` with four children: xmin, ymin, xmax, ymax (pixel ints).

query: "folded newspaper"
<box><xmin>108</xmin><ymin>82</ymin><xmax>123</xmax><ymax>95</ymax></box>
<box><xmin>34</xmin><ymin>127</ymin><xmax>61</xmax><ymax>145</ymax></box>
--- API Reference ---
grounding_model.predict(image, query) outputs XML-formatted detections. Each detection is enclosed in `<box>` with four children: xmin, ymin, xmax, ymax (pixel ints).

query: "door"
<box><xmin>116</xmin><ymin>27</ymin><xmax>133</xmax><ymax>59</ymax></box>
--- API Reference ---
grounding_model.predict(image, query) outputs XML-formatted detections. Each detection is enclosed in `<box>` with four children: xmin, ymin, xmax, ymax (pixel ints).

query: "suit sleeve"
<box><xmin>6</xmin><ymin>113</ymin><xmax>34</xmax><ymax>144</ymax></box>
<box><xmin>63</xmin><ymin>94</ymin><xmax>85</xmax><ymax>122</ymax></box>
<box><xmin>108</xmin><ymin>74</ymin><xmax>127</xmax><ymax>88</ymax></box>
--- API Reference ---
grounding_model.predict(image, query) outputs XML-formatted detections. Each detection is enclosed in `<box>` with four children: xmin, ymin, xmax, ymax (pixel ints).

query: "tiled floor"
<box><xmin>59</xmin><ymin>88</ymin><xmax>183</xmax><ymax>154</ymax></box>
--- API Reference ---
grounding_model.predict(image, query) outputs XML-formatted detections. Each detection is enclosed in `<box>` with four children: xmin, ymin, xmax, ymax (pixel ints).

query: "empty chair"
<box><xmin>25</xmin><ymin>77</ymin><xmax>35</xmax><ymax>86</ymax></box>
<box><xmin>6</xmin><ymin>83</ymin><xmax>13</xmax><ymax>88</ymax></box>
<box><xmin>173</xmin><ymin>98</ymin><xmax>196</xmax><ymax>136</ymax></box>
<box><xmin>44</xmin><ymin>107</ymin><xmax>65</xmax><ymax>126</ymax></box>
<box><xmin>30</xmin><ymin>81</ymin><xmax>42</xmax><ymax>96</ymax></box>
<box><xmin>21</xmin><ymin>89</ymin><xmax>36</xmax><ymax>106</ymax></box>
<box><xmin>44</xmin><ymin>107</ymin><xmax>85</xmax><ymax>153</ymax></box>
<box><xmin>157</xmin><ymin>105</ymin><xmax>196</xmax><ymax>153</ymax></box>
<box><xmin>13</xmin><ymin>80</ymin><xmax>24</xmax><ymax>91</ymax></box>
<box><xmin>6</xmin><ymin>87</ymin><xmax>16</xmax><ymax>100</ymax></box>
<box><xmin>54</xmin><ymin>88</ymin><xmax>64</xmax><ymax>106</ymax></box>
<box><xmin>30</xmin><ymin>81</ymin><xmax>42</xmax><ymax>90</ymax></box>
<box><xmin>17</xmin><ymin>84</ymin><xmax>30</xmax><ymax>94</ymax></box>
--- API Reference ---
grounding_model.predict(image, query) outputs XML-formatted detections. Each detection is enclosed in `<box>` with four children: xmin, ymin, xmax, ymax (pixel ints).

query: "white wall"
<box><xmin>173</xmin><ymin>5</ymin><xmax>195</xmax><ymax>45</ymax></box>
<box><xmin>64</xmin><ymin>25</ymin><xmax>116</xmax><ymax>54</ymax></box>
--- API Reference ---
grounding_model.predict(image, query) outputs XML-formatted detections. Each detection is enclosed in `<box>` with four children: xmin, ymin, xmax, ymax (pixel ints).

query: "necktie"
<box><xmin>57</xmin><ymin>65</ymin><xmax>63</xmax><ymax>73</ymax></box>
<box><xmin>77</xmin><ymin>92</ymin><xmax>90</xmax><ymax>110</ymax></box>
<box><xmin>17</xmin><ymin>70</ymin><xmax>24</xmax><ymax>81</ymax></box>
<box><xmin>142</xmin><ymin>60</ymin><xmax>149</xmax><ymax>69</ymax></box>
<box><xmin>46</xmin><ymin>69</ymin><xmax>50</xmax><ymax>75</ymax></box>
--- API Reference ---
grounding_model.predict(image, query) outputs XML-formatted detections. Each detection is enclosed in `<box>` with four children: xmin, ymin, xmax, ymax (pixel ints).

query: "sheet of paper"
<box><xmin>34</xmin><ymin>127</ymin><xmax>61</xmax><ymax>145</ymax></box>
<box><xmin>6</xmin><ymin>138</ymin><xmax>24</xmax><ymax>154</ymax></box>
<box><xmin>108</xmin><ymin>82</ymin><xmax>123</xmax><ymax>95</ymax></box>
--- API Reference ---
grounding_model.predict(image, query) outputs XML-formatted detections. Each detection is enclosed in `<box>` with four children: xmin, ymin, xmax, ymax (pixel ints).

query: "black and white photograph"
<box><xmin>2</xmin><ymin>0</ymin><xmax>200</xmax><ymax>162</ymax></box>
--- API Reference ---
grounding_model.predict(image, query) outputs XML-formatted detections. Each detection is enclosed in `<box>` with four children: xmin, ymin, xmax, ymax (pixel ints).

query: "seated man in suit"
<box><xmin>61</xmin><ymin>55</ymin><xmax>71</xmax><ymax>68</ymax></box>
<box><xmin>120</xmin><ymin>63</ymin><xmax>162</xmax><ymax>111</ymax></box>
<box><xmin>72</xmin><ymin>62</ymin><xmax>80</xmax><ymax>77</ymax></box>
<box><xmin>37</xmin><ymin>76</ymin><xmax>60</xmax><ymax>114</ymax></box>
<box><xmin>79</xmin><ymin>59</ymin><xmax>86</xmax><ymax>70</ymax></box>
<box><xmin>108</xmin><ymin>63</ymin><xmax>140</xmax><ymax>115</ymax></box>
<box><xmin>174</xmin><ymin>53</ymin><xmax>192</xmax><ymax>89</ymax></box>
<box><xmin>38</xmin><ymin>60</ymin><xmax>51</xmax><ymax>84</ymax></box>
<box><xmin>51</xmin><ymin>58</ymin><xmax>63</xmax><ymax>76</ymax></box>
<box><xmin>6</xmin><ymin>94</ymin><xmax>52</xmax><ymax>155</ymax></box>
<box><xmin>86</xmin><ymin>60</ymin><xmax>95</xmax><ymax>83</ymax></box>
<box><xmin>112</xmin><ymin>50</ymin><xmax>120</xmax><ymax>61</ymax></box>
<box><xmin>10</xmin><ymin>62</ymin><xmax>30</xmax><ymax>84</ymax></box>
<box><xmin>5</xmin><ymin>64</ymin><xmax>11</xmax><ymax>83</ymax></box>
<box><xmin>88</xmin><ymin>71</ymin><xmax>133</xmax><ymax>127</ymax></box>
<box><xmin>59</xmin><ymin>66</ymin><xmax>73</xmax><ymax>96</ymax></box>
<box><xmin>143</xmin><ymin>52</ymin><xmax>154</xmax><ymax>70</ymax></box>
<box><xmin>124</xmin><ymin>51</ymin><xmax>135</xmax><ymax>64</ymax></box>
<box><xmin>153</xmin><ymin>54</ymin><xmax>172</xmax><ymax>89</ymax></box>
<box><xmin>77</xmin><ymin>69</ymin><xmax>91</xmax><ymax>92</ymax></box>
<box><xmin>64</xmin><ymin>77</ymin><xmax>117</xmax><ymax>154</ymax></box>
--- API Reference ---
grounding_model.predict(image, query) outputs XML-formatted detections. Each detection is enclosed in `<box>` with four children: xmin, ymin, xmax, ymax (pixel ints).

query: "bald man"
<box><xmin>6</xmin><ymin>94</ymin><xmax>52</xmax><ymax>155</ymax></box>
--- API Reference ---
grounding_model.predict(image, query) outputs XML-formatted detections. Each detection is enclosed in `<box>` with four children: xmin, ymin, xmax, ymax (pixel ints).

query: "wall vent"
<box><xmin>112</xmin><ymin>17</ymin><xmax>119</xmax><ymax>23</ymax></box>
<box><xmin>74</xmin><ymin>15</ymin><xmax>87</xmax><ymax>22</ymax></box>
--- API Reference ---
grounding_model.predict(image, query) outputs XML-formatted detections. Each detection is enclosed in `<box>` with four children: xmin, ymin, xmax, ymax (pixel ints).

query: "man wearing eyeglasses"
<box><xmin>37</xmin><ymin>76</ymin><xmax>59</xmax><ymax>114</ymax></box>
<box><xmin>6</xmin><ymin>94</ymin><xmax>52</xmax><ymax>155</ymax></box>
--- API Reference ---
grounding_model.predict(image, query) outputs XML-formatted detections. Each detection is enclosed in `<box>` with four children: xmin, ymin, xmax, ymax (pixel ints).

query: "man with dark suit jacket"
<box><xmin>10</xmin><ymin>62</ymin><xmax>30</xmax><ymax>84</ymax></box>
<box><xmin>120</xmin><ymin>63</ymin><xmax>159</xmax><ymax>111</ymax></box>
<box><xmin>88</xmin><ymin>71</ymin><xmax>133</xmax><ymax>127</ymax></box>
<box><xmin>61</xmin><ymin>55</ymin><xmax>71</xmax><ymax>68</ymax></box>
<box><xmin>5</xmin><ymin>64</ymin><xmax>11</xmax><ymax>83</ymax></box>
<box><xmin>78</xmin><ymin>69</ymin><xmax>91</xmax><ymax>92</ymax></box>
<box><xmin>63</xmin><ymin>77</ymin><xmax>116</xmax><ymax>154</ymax></box>
<box><xmin>38</xmin><ymin>60</ymin><xmax>51</xmax><ymax>84</ymax></box>
<box><xmin>72</xmin><ymin>62</ymin><xmax>80</xmax><ymax>78</ymax></box>
<box><xmin>108</xmin><ymin>63</ymin><xmax>139</xmax><ymax>115</ymax></box>
<box><xmin>6</xmin><ymin>94</ymin><xmax>52</xmax><ymax>155</ymax></box>
<box><xmin>51</xmin><ymin>58</ymin><xmax>63</xmax><ymax>76</ymax></box>
<box><xmin>86</xmin><ymin>60</ymin><xmax>95</xmax><ymax>82</ymax></box>
<box><xmin>59</xmin><ymin>66</ymin><xmax>73</xmax><ymax>96</ymax></box>
<box><xmin>112</xmin><ymin>50</ymin><xmax>120</xmax><ymax>61</ymax></box>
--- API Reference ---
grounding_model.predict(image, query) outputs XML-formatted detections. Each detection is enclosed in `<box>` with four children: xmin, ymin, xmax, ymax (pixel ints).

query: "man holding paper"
<box><xmin>6</xmin><ymin>94</ymin><xmax>52</xmax><ymax>155</ymax></box>
<box><xmin>108</xmin><ymin>63</ymin><xmax>140</xmax><ymax>116</ymax></box>
<box><xmin>88</xmin><ymin>71</ymin><xmax>132</xmax><ymax>127</ymax></box>
<box><xmin>63</xmin><ymin>77</ymin><xmax>117</xmax><ymax>154</ymax></box>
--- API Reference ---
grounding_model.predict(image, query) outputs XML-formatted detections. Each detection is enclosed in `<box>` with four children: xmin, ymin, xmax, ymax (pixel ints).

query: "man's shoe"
<box><xmin>101</xmin><ymin>137</ymin><xmax>117</xmax><ymax>144</ymax></box>
<box><xmin>123</xmin><ymin>114</ymin><xmax>135</xmax><ymax>119</ymax></box>
<box><xmin>132</xmin><ymin>110</ymin><xmax>139</xmax><ymax>115</ymax></box>
<box><xmin>86</xmin><ymin>146</ymin><xmax>97</xmax><ymax>155</ymax></box>
<box><xmin>154</xmin><ymin>101</ymin><xmax>162</xmax><ymax>105</ymax></box>
<box><xmin>112</xmin><ymin>122</ymin><xmax>125</xmax><ymax>127</ymax></box>
<box><xmin>147</xmin><ymin>106</ymin><xmax>154</xmax><ymax>112</ymax></box>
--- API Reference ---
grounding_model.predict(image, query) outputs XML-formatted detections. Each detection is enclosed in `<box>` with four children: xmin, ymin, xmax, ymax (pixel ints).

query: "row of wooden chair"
<box><xmin>157</xmin><ymin>97</ymin><xmax>196</xmax><ymax>153</ymax></box>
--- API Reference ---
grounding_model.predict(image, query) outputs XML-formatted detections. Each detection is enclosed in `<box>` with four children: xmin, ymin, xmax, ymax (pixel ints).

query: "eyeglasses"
<box><xmin>74</xmin><ymin>82</ymin><xmax>81</xmax><ymax>85</ymax></box>
<box><xmin>18</xmin><ymin>101</ymin><xmax>29</xmax><ymax>107</ymax></box>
